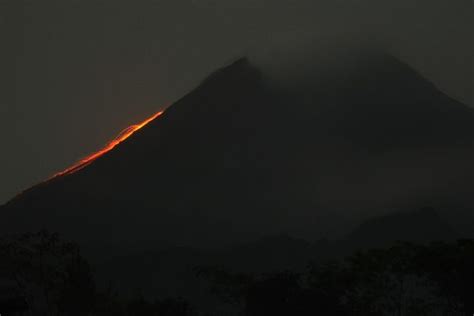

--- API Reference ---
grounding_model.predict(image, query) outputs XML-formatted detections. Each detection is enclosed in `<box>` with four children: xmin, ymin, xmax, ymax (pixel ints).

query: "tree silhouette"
<box><xmin>414</xmin><ymin>239</ymin><xmax>474</xmax><ymax>315</ymax></box>
<box><xmin>0</xmin><ymin>230</ymin><xmax>95</xmax><ymax>316</ymax></box>
<box><xmin>198</xmin><ymin>240</ymin><xmax>473</xmax><ymax>316</ymax></box>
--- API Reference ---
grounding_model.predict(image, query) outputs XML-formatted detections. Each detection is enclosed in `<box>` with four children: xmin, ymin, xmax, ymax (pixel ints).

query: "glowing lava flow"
<box><xmin>51</xmin><ymin>110</ymin><xmax>164</xmax><ymax>179</ymax></box>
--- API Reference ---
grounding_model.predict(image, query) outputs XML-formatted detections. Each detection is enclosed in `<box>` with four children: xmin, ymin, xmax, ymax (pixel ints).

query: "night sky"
<box><xmin>1</xmin><ymin>0</ymin><xmax>471</xmax><ymax>203</ymax></box>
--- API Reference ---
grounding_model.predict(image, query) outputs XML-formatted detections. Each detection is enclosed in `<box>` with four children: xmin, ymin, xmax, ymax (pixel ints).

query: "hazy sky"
<box><xmin>0</xmin><ymin>0</ymin><xmax>471</xmax><ymax>203</ymax></box>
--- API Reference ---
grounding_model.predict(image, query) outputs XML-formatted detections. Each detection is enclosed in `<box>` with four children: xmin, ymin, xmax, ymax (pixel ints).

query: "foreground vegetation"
<box><xmin>0</xmin><ymin>231</ymin><xmax>472</xmax><ymax>315</ymax></box>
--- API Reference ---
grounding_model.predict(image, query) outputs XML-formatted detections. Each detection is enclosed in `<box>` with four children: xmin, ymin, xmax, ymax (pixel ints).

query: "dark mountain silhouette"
<box><xmin>1</xmin><ymin>52</ymin><xmax>473</xmax><ymax>250</ymax></box>
<box><xmin>344</xmin><ymin>207</ymin><xmax>456</xmax><ymax>250</ymax></box>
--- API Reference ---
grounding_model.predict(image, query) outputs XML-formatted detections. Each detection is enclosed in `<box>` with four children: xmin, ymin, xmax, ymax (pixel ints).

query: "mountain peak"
<box><xmin>199</xmin><ymin>57</ymin><xmax>262</xmax><ymax>89</ymax></box>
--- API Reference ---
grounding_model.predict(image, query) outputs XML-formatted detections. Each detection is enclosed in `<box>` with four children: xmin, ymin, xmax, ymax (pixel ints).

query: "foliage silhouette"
<box><xmin>0</xmin><ymin>230</ymin><xmax>96</xmax><ymax>316</ymax></box>
<box><xmin>1</xmin><ymin>231</ymin><xmax>472</xmax><ymax>315</ymax></box>
<box><xmin>198</xmin><ymin>240</ymin><xmax>474</xmax><ymax>316</ymax></box>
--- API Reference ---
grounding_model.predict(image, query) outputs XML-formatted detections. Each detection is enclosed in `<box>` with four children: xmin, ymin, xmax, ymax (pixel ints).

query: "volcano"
<box><xmin>1</xmin><ymin>52</ymin><xmax>473</xmax><ymax>249</ymax></box>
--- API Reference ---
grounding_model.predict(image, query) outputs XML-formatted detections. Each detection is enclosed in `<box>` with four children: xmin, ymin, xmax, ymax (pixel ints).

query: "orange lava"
<box><xmin>51</xmin><ymin>110</ymin><xmax>164</xmax><ymax>179</ymax></box>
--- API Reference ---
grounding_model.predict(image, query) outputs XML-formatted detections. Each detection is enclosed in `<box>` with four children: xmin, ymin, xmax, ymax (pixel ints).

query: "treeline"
<box><xmin>0</xmin><ymin>231</ymin><xmax>472</xmax><ymax>315</ymax></box>
<box><xmin>197</xmin><ymin>240</ymin><xmax>473</xmax><ymax>316</ymax></box>
<box><xmin>0</xmin><ymin>231</ymin><xmax>197</xmax><ymax>316</ymax></box>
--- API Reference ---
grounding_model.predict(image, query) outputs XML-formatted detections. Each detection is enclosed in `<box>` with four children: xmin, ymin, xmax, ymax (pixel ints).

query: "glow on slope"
<box><xmin>51</xmin><ymin>110</ymin><xmax>164</xmax><ymax>179</ymax></box>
